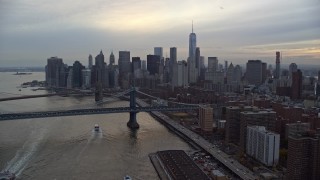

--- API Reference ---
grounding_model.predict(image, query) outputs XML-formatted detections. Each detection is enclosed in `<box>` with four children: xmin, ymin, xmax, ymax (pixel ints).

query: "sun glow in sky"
<box><xmin>0</xmin><ymin>0</ymin><xmax>319</xmax><ymax>66</ymax></box>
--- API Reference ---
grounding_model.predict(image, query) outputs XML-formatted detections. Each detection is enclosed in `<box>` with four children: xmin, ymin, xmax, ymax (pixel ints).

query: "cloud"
<box><xmin>0</xmin><ymin>0</ymin><xmax>319</xmax><ymax>66</ymax></box>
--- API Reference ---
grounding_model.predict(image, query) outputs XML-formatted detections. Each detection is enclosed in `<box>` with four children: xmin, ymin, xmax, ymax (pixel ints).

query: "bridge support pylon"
<box><xmin>127</xmin><ymin>87</ymin><xmax>140</xmax><ymax>129</ymax></box>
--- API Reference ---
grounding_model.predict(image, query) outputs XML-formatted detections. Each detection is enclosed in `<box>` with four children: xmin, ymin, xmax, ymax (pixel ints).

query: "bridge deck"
<box><xmin>0</xmin><ymin>106</ymin><xmax>198</xmax><ymax>121</ymax></box>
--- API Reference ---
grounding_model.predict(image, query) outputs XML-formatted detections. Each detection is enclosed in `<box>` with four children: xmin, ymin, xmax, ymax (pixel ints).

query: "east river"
<box><xmin>0</xmin><ymin>72</ymin><xmax>193</xmax><ymax>180</ymax></box>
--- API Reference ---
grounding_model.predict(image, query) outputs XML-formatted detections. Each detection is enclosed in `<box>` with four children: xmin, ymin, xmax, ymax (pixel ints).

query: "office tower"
<box><xmin>95</xmin><ymin>50</ymin><xmax>105</xmax><ymax>68</ymax></box>
<box><xmin>225</xmin><ymin>106</ymin><xmax>253</xmax><ymax>145</ymax></box>
<box><xmin>287</xmin><ymin>131</ymin><xmax>320</xmax><ymax>180</ymax></box>
<box><xmin>169</xmin><ymin>47</ymin><xmax>177</xmax><ymax>82</ymax></box>
<box><xmin>141</xmin><ymin>60</ymin><xmax>146</xmax><ymax>70</ymax></box>
<box><xmin>189</xmin><ymin>22</ymin><xmax>196</xmax><ymax>60</ymax></box>
<box><xmin>199</xmin><ymin>56</ymin><xmax>205</xmax><ymax>80</ymax></box>
<box><xmin>200</xmin><ymin>56</ymin><xmax>205</xmax><ymax>69</ymax></box>
<box><xmin>240</xmin><ymin>110</ymin><xmax>277</xmax><ymax>151</ymax></box>
<box><xmin>82</xmin><ymin>69</ymin><xmax>91</xmax><ymax>89</ymax></box>
<box><xmin>289</xmin><ymin>63</ymin><xmax>298</xmax><ymax>76</ymax></box>
<box><xmin>208</xmin><ymin>57</ymin><xmax>218</xmax><ymax>72</ymax></box>
<box><xmin>246</xmin><ymin>126</ymin><xmax>280</xmax><ymax>166</ymax></box>
<box><xmin>173</xmin><ymin>60</ymin><xmax>188</xmax><ymax>87</ymax></box>
<box><xmin>66</xmin><ymin>67</ymin><xmax>73</xmax><ymax>89</ymax></box>
<box><xmin>109</xmin><ymin>51</ymin><xmax>115</xmax><ymax>65</ymax></box>
<box><xmin>118</xmin><ymin>51</ymin><xmax>130</xmax><ymax>75</ymax></box>
<box><xmin>46</xmin><ymin>56</ymin><xmax>66</xmax><ymax>87</ymax></box>
<box><xmin>225</xmin><ymin>61</ymin><xmax>228</xmax><ymax>72</ymax></box>
<box><xmin>226</xmin><ymin>63</ymin><xmax>234</xmax><ymax>84</ymax></box>
<box><xmin>262</xmin><ymin>62</ymin><xmax>267</xmax><ymax>83</ymax></box>
<box><xmin>154</xmin><ymin>47</ymin><xmax>163</xmax><ymax>59</ymax></box>
<box><xmin>291</xmin><ymin>69</ymin><xmax>302</xmax><ymax>99</ymax></box>
<box><xmin>72</xmin><ymin>61</ymin><xmax>85</xmax><ymax>88</ymax></box>
<box><xmin>234</xmin><ymin>65</ymin><xmax>242</xmax><ymax>83</ymax></box>
<box><xmin>246</xmin><ymin>60</ymin><xmax>263</xmax><ymax>85</ymax></box>
<box><xmin>199</xmin><ymin>105</ymin><xmax>213</xmax><ymax>134</ymax></box>
<box><xmin>195</xmin><ymin>47</ymin><xmax>200</xmax><ymax>77</ymax></box>
<box><xmin>275</xmin><ymin>51</ymin><xmax>281</xmax><ymax>79</ymax></box>
<box><xmin>132</xmin><ymin>57</ymin><xmax>141</xmax><ymax>73</ymax></box>
<box><xmin>88</xmin><ymin>54</ymin><xmax>93</xmax><ymax>69</ymax></box>
<box><xmin>147</xmin><ymin>55</ymin><xmax>160</xmax><ymax>75</ymax></box>
<box><xmin>94</xmin><ymin>50</ymin><xmax>108</xmax><ymax>88</ymax></box>
<box><xmin>318</xmin><ymin>70</ymin><xmax>320</xmax><ymax>83</ymax></box>
<box><xmin>188</xmin><ymin>23</ymin><xmax>197</xmax><ymax>84</ymax></box>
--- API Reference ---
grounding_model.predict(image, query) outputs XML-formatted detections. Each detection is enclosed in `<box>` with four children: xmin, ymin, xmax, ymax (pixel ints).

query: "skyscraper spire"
<box><xmin>192</xmin><ymin>20</ymin><xmax>193</xmax><ymax>33</ymax></box>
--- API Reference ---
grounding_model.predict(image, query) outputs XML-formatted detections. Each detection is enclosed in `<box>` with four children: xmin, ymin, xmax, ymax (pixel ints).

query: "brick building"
<box><xmin>287</xmin><ymin>131</ymin><xmax>320</xmax><ymax>180</ymax></box>
<box><xmin>240</xmin><ymin>110</ymin><xmax>277</xmax><ymax>152</ymax></box>
<box><xmin>225</xmin><ymin>106</ymin><xmax>254</xmax><ymax>145</ymax></box>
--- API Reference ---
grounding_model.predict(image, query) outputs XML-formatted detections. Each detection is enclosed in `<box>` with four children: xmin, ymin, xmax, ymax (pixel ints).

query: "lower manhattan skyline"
<box><xmin>0</xmin><ymin>0</ymin><xmax>319</xmax><ymax>67</ymax></box>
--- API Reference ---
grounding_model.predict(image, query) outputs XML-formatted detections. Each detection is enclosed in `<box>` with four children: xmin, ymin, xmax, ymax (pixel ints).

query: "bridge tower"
<box><xmin>127</xmin><ymin>86</ymin><xmax>140</xmax><ymax>129</ymax></box>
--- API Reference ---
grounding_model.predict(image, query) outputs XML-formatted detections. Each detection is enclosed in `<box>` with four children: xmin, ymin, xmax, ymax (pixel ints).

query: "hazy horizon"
<box><xmin>1</xmin><ymin>0</ymin><xmax>319</xmax><ymax>67</ymax></box>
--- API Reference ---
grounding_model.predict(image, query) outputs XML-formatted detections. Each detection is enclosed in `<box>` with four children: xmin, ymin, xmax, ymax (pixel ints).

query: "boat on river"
<box><xmin>94</xmin><ymin>124</ymin><xmax>100</xmax><ymax>132</ymax></box>
<box><xmin>124</xmin><ymin>175</ymin><xmax>132</xmax><ymax>180</ymax></box>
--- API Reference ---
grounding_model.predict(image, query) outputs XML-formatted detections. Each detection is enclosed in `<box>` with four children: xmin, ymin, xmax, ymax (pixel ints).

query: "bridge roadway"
<box><xmin>0</xmin><ymin>106</ymin><xmax>198</xmax><ymax>121</ymax></box>
<box><xmin>135</xmin><ymin>99</ymin><xmax>259</xmax><ymax>180</ymax></box>
<box><xmin>0</xmin><ymin>93</ymin><xmax>88</xmax><ymax>102</ymax></box>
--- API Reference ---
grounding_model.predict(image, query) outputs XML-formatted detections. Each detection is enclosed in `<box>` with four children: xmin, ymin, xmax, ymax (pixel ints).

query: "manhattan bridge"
<box><xmin>0</xmin><ymin>87</ymin><xmax>199</xmax><ymax>129</ymax></box>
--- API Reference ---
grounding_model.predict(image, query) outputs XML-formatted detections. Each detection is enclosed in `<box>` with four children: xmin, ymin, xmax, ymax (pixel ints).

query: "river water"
<box><xmin>0</xmin><ymin>72</ymin><xmax>192</xmax><ymax>180</ymax></box>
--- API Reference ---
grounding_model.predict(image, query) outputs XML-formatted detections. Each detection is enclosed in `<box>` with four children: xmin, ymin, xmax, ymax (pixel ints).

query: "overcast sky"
<box><xmin>0</xmin><ymin>0</ymin><xmax>319</xmax><ymax>67</ymax></box>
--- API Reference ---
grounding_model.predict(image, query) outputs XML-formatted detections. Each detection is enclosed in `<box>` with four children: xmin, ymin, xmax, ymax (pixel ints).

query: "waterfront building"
<box><xmin>72</xmin><ymin>61</ymin><xmax>85</xmax><ymax>88</ymax></box>
<box><xmin>240</xmin><ymin>110</ymin><xmax>277</xmax><ymax>151</ymax></box>
<box><xmin>199</xmin><ymin>105</ymin><xmax>214</xmax><ymax>134</ymax></box>
<box><xmin>66</xmin><ymin>67</ymin><xmax>73</xmax><ymax>89</ymax></box>
<box><xmin>82</xmin><ymin>69</ymin><xmax>91</xmax><ymax>89</ymax></box>
<box><xmin>246</xmin><ymin>60</ymin><xmax>263</xmax><ymax>85</ymax></box>
<box><xmin>246</xmin><ymin>126</ymin><xmax>280</xmax><ymax>166</ymax></box>
<box><xmin>287</xmin><ymin>130</ymin><xmax>320</xmax><ymax>180</ymax></box>
<box><xmin>46</xmin><ymin>56</ymin><xmax>66</xmax><ymax>87</ymax></box>
<box><xmin>156</xmin><ymin>150</ymin><xmax>210</xmax><ymax>180</ymax></box>
<box><xmin>118</xmin><ymin>51</ymin><xmax>131</xmax><ymax>87</ymax></box>
<box><xmin>94</xmin><ymin>50</ymin><xmax>108</xmax><ymax>88</ymax></box>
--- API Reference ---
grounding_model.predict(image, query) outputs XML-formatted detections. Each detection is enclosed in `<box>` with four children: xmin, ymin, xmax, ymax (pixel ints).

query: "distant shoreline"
<box><xmin>0</xmin><ymin>67</ymin><xmax>45</xmax><ymax>72</ymax></box>
<box><xmin>13</xmin><ymin>72</ymin><xmax>33</xmax><ymax>75</ymax></box>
